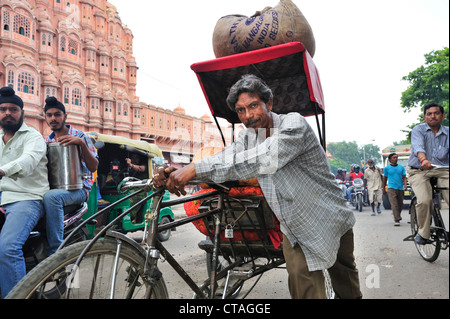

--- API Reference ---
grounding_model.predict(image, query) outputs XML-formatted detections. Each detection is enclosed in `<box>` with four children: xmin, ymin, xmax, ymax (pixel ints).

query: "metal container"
<box><xmin>47</xmin><ymin>143</ymin><xmax>83</xmax><ymax>190</ymax></box>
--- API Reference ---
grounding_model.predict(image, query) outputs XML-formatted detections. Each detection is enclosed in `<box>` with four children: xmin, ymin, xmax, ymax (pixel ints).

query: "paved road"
<box><xmin>131</xmin><ymin>197</ymin><xmax>448</xmax><ymax>299</ymax></box>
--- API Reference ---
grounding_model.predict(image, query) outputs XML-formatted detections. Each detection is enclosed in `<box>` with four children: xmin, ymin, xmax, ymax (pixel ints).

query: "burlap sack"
<box><xmin>192</xmin><ymin>146</ymin><xmax>260</xmax><ymax>188</ymax></box>
<box><xmin>212</xmin><ymin>0</ymin><xmax>315</xmax><ymax>58</ymax></box>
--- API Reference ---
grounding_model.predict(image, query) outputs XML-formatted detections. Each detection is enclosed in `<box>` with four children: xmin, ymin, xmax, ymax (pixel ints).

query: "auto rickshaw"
<box><xmin>85</xmin><ymin>132</ymin><xmax>174</xmax><ymax>241</ymax></box>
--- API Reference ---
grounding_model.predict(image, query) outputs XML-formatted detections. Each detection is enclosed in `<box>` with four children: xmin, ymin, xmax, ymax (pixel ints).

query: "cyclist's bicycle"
<box><xmin>407</xmin><ymin>166</ymin><xmax>449</xmax><ymax>262</ymax></box>
<box><xmin>6</xmin><ymin>178</ymin><xmax>334</xmax><ymax>299</ymax></box>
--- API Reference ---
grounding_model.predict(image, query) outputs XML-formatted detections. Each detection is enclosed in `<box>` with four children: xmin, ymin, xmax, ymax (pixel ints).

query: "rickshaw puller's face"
<box><xmin>235</xmin><ymin>93</ymin><xmax>273</xmax><ymax>130</ymax></box>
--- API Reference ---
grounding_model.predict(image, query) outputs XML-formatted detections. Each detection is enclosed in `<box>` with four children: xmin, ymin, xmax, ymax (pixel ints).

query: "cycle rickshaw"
<box><xmin>6</xmin><ymin>42</ymin><xmax>330</xmax><ymax>299</ymax></box>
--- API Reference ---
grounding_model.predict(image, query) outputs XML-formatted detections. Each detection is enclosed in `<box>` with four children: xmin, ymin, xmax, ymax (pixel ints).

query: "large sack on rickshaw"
<box><xmin>193</xmin><ymin>146</ymin><xmax>259</xmax><ymax>188</ymax></box>
<box><xmin>212</xmin><ymin>0</ymin><xmax>315</xmax><ymax>58</ymax></box>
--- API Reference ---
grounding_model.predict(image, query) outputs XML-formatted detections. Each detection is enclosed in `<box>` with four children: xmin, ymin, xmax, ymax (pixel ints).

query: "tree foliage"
<box><xmin>327</xmin><ymin>141</ymin><xmax>382</xmax><ymax>174</ymax></box>
<box><xmin>401</xmin><ymin>47</ymin><xmax>449</xmax><ymax>138</ymax></box>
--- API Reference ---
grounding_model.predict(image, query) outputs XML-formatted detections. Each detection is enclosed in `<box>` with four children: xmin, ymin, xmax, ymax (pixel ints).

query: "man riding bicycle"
<box><xmin>408</xmin><ymin>103</ymin><xmax>449</xmax><ymax>245</ymax></box>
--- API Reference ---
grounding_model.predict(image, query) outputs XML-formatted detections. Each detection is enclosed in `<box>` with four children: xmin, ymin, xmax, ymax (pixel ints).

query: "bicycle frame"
<box><xmin>63</xmin><ymin>181</ymin><xmax>285</xmax><ymax>299</ymax></box>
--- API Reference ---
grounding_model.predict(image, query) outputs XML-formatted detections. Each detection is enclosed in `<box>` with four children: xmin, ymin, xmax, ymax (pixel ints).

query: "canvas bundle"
<box><xmin>212</xmin><ymin>0</ymin><xmax>316</xmax><ymax>58</ymax></box>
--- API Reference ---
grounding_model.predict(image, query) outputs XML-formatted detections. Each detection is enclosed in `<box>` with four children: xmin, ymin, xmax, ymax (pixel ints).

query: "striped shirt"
<box><xmin>46</xmin><ymin>125</ymin><xmax>98</xmax><ymax>192</ymax></box>
<box><xmin>408</xmin><ymin>123</ymin><xmax>449</xmax><ymax>168</ymax></box>
<box><xmin>195</xmin><ymin>112</ymin><xmax>355</xmax><ymax>271</ymax></box>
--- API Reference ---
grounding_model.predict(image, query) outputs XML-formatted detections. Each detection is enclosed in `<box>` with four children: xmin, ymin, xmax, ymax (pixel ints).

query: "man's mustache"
<box><xmin>2</xmin><ymin>116</ymin><xmax>15</xmax><ymax>121</ymax></box>
<box><xmin>246</xmin><ymin>118</ymin><xmax>260</xmax><ymax>126</ymax></box>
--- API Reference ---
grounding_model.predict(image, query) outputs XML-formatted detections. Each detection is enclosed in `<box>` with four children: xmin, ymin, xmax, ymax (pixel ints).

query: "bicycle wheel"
<box><xmin>357</xmin><ymin>194</ymin><xmax>363</xmax><ymax>212</ymax></box>
<box><xmin>6</xmin><ymin>237</ymin><xmax>168</xmax><ymax>299</ymax></box>
<box><xmin>409</xmin><ymin>198</ymin><xmax>441</xmax><ymax>262</ymax></box>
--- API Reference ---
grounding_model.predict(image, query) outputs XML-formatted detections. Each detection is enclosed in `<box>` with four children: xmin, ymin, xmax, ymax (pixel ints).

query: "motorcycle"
<box><xmin>335</xmin><ymin>179</ymin><xmax>348</xmax><ymax>200</ymax></box>
<box><xmin>0</xmin><ymin>201</ymin><xmax>89</xmax><ymax>273</ymax></box>
<box><xmin>350</xmin><ymin>178</ymin><xmax>365</xmax><ymax>212</ymax></box>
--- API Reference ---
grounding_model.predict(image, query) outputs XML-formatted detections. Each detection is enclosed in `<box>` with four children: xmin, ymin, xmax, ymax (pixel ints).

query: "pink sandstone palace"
<box><xmin>0</xmin><ymin>0</ymin><xmax>232</xmax><ymax>166</ymax></box>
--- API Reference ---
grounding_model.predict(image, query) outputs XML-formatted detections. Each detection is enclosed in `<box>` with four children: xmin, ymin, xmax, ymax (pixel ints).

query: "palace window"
<box><xmin>60</xmin><ymin>35</ymin><xmax>66</xmax><ymax>52</ymax></box>
<box><xmin>17</xmin><ymin>72</ymin><xmax>35</xmax><ymax>94</ymax></box>
<box><xmin>42</xmin><ymin>33</ymin><xmax>53</xmax><ymax>46</ymax></box>
<box><xmin>64</xmin><ymin>87</ymin><xmax>70</xmax><ymax>103</ymax></box>
<box><xmin>7</xmin><ymin>70</ymin><xmax>14</xmax><ymax>88</ymax></box>
<box><xmin>3</xmin><ymin>11</ymin><xmax>10</xmax><ymax>31</ymax></box>
<box><xmin>13</xmin><ymin>14</ymin><xmax>30</xmax><ymax>37</ymax></box>
<box><xmin>72</xmin><ymin>88</ymin><xmax>82</xmax><ymax>106</ymax></box>
<box><xmin>68</xmin><ymin>39</ymin><xmax>78</xmax><ymax>55</ymax></box>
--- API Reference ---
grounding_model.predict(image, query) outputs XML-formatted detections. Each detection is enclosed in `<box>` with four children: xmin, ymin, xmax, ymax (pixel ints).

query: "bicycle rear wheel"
<box><xmin>409</xmin><ymin>198</ymin><xmax>441</xmax><ymax>262</ymax></box>
<box><xmin>6</xmin><ymin>237</ymin><xmax>168</xmax><ymax>299</ymax></box>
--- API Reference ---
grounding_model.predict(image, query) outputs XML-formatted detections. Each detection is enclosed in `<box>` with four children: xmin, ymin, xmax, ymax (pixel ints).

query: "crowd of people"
<box><xmin>335</xmin><ymin>155</ymin><xmax>407</xmax><ymax>224</ymax></box>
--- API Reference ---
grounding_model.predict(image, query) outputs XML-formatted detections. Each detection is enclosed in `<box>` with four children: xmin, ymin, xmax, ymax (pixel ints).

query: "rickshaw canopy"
<box><xmin>190</xmin><ymin>42</ymin><xmax>324</xmax><ymax>123</ymax></box>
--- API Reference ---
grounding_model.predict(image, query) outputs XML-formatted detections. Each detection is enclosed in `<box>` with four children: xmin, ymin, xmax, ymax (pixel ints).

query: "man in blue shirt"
<box><xmin>407</xmin><ymin>103</ymin><xmax>449</xmax><ymax>244</ymax></box>
<box><xmin>43</xmin><ymin>97</ymin><xmax>98</xmax><ymax>255</ymax></box>
<box><xmin>382</xmin><ymin>153</ymin><xmax>407</xmax><ymax>226</ymax></box>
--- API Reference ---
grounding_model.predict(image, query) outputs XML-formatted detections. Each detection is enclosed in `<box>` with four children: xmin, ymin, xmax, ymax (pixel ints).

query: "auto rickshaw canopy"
<box><xmin>88</xmin><ymin>132</ymin><xmax>163</xmax><ymax>177</ymax></box>
<box><xmin>88</xmin><ymin>132</ymin><xmax>163</xmax><ymax>159</ymax></box>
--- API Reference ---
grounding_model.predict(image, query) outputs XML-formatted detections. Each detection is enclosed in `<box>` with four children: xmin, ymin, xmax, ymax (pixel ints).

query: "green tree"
<box><xmin>327</xmin><ymin>141</ymin><xmax>360</xmax><ymax>166</ymax></box>
<box><xmin>400</xmin><ymin>47</ymin><xmax>449</xmax><ymax>141</ymax></box>
<box><xmin>327</xmin><ymin>141</ymin><xmax>382</xmax><ymax>174</ymax></box>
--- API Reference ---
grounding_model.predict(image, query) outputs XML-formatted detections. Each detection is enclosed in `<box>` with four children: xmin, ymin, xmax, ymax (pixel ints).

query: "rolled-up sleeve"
<box><xmin>410</xmin><ymin>125</ymin><xmax>426</xmax><ymax>156</ymax></box>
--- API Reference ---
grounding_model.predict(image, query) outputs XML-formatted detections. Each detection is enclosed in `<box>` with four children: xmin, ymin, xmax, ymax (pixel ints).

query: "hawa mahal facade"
<box><xmin>0</xmin><ymin>0</ymin><xmax>233</xmax><ymax>165</ymax></box>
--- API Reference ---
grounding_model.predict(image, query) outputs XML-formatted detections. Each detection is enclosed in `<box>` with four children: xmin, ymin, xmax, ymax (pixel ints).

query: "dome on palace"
<box><xmin>174</xmin><ymin>105</ymin><xmax>186</xmax><ymax>114</ymax></box>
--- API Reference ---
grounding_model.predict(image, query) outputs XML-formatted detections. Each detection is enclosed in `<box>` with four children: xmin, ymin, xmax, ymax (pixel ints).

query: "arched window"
<box><xmin>69</xmin><ymin>39</ymin><xmax>78</xmax><ymax>55</ymax></box>
<box><xmin>72</xmin><ymin>88</ymin><xmax>82</xmax><ymax>106</ymax></box>
<box><xmin>13</xmin><ymin>14</ymin><xmax>30</xmax><ymax>37</ymax></box>
<box><xmin>7</xmin><ymin>70</ymin><xmax>14</xmax><ymax>88</ymax></box>
<box><xmin>60</xmin><ymin>35</ymin><xmax>66</xmax><ymax>52</ymax></box>
<box><xmin>17</xmin><ymin>72</ymin><xmax>35</xmax><ymax>94</ymax></box>
<box><xmin>64</xmin><ymin>87</ymin><xmax>70</xmax><ymax>103</ymax></box>
<box><xmin>3</xmin><ymin>11</ymin><xmax>10</xmax><ymax>31</ymax></box>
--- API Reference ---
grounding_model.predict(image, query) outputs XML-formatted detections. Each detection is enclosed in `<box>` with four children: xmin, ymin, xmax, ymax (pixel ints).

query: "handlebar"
<box><xmin>118</xmin><ymin>176</ymin><xmax>238</xmax><ymax>194</ymax></box>
<box><xmin>431</xmin><ymin>165</ymin><xmax>449</xmax><ymax>170</ymax></box>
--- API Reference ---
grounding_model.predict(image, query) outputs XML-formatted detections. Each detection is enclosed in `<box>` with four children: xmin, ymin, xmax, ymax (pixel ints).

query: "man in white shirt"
<box><xmin>364</xmin><ymin>159</ymin><xmax>383</xmax><ymax>216</ymax></box>
<box><xmin>0</xmin><ymin>87</ymin><xmax>49</xmax><ymax>298</ymax></box>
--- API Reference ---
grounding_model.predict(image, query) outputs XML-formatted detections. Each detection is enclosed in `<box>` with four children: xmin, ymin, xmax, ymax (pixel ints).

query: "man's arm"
<box><xmin>382</xmin><ymin>176</ymin><xmax>388</xmax><ymax>194</ymax></box>
<box><xmin>411</xmin><ymin>125</ymin><xmax>433</xmax><ymax>170</ymax></box>
<box><xmin>57</xmin><ymin>134</ymin><xmax>98</xmax><ymax>172</ymax></box>
<box><xmin>0</xmin><ymin>132</ymin><xmax>47</xmax><ymax>178</ymax></box>
<box><xmin>195</xmin><ymin>114</ymin><xmax>315</xmax><ymax>184</ymax></box>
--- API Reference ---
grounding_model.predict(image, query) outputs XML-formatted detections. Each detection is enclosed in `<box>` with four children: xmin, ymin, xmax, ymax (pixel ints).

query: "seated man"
<box><xmin>0</xmin><ymin>87</ymin><xmax>49</xmax><ymax>297</ymax></box>
<box><xmin>43</xmin><ymin>97</ymin><xmax>98</xmax><ymax>255</ymax></box>
<box><xmin>408</xmin><ymin>103</ymin><xmax>449</xmax><ymax>244</ymax></box>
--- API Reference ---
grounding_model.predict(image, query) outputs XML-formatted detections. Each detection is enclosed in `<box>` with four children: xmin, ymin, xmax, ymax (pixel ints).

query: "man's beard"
<box><xmin>1</xmin><ymin>112</ymin><xmax>24</xmax><ymax>133</ymax></box>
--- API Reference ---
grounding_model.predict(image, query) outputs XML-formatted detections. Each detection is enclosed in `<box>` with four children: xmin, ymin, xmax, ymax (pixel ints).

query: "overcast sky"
<box><xmin>110</xmin><ymin>0</ymin><xmax>449</xmax><ymax>149</ymax></box>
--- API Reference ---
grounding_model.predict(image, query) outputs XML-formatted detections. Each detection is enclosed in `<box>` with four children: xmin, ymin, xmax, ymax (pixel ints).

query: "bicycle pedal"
<box><xmin>403</xmin><ymin>235</ymin><xmax>415</xmax><ymax>242</ymax></box>
<box><xmin>230</xmin><ymin>268</ymin><xmax>254</xmax><ymax>278</ymax></box>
